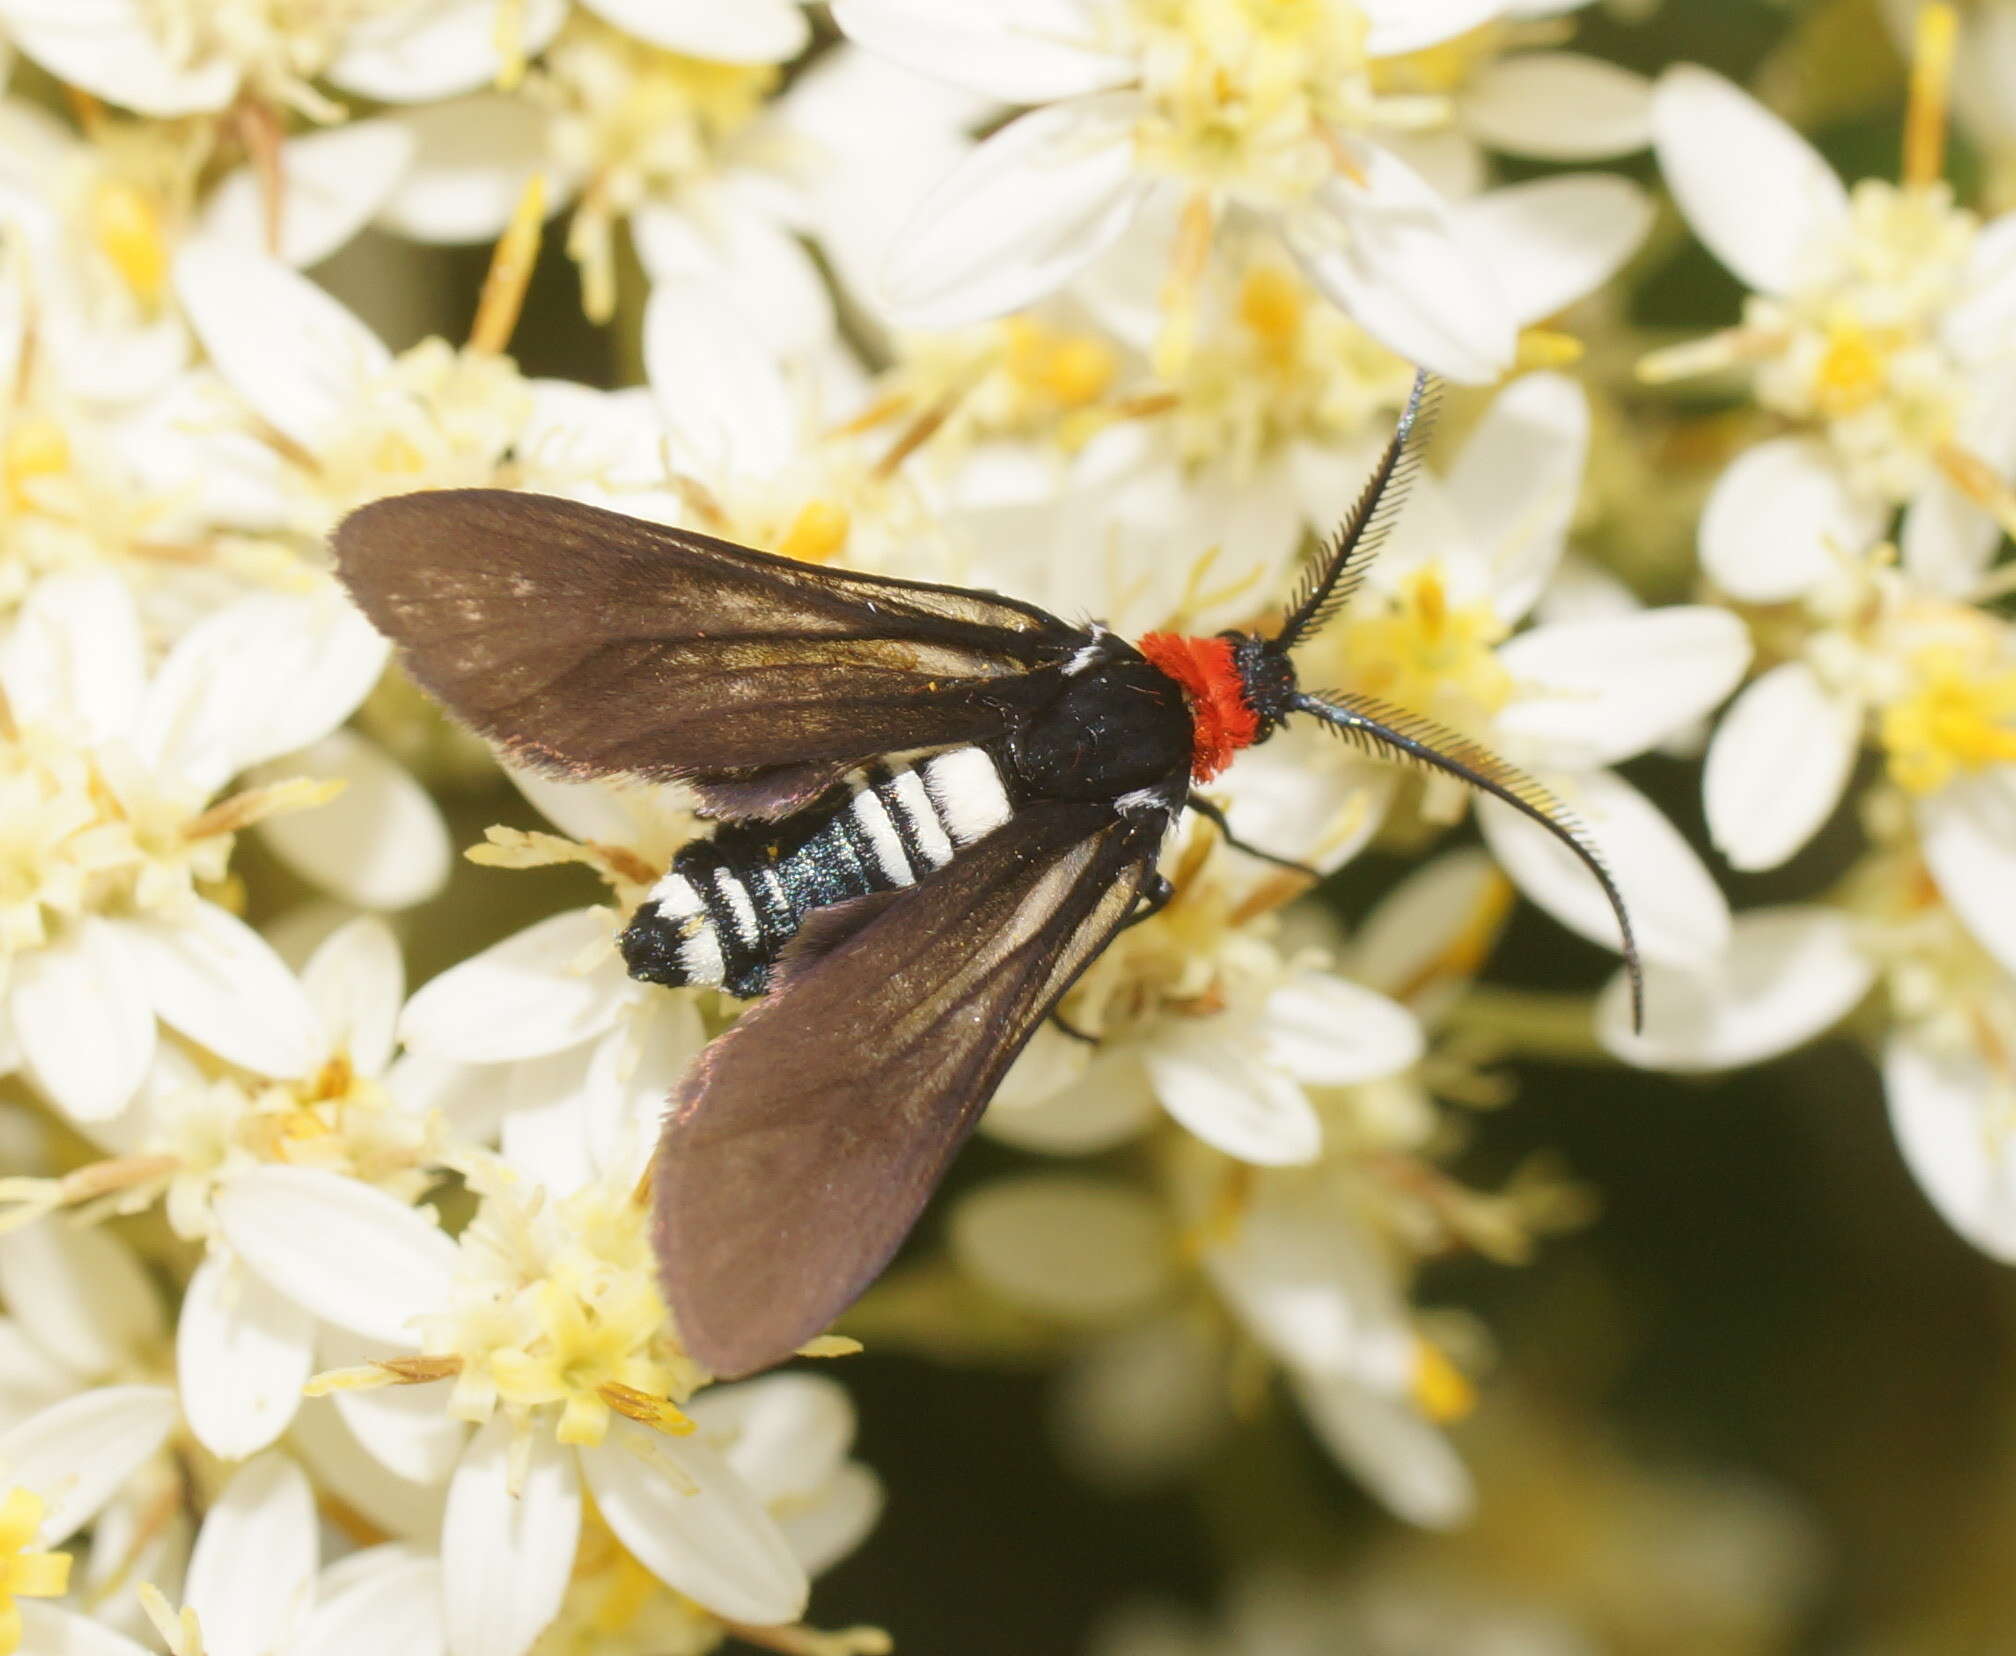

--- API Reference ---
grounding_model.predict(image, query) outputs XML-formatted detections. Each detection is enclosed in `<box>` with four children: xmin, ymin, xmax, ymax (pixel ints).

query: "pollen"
<box><xmin>1002</xmin><ymin>317</ymin><xmax>1118</xmax><ymax>410</ymax></box>
<box><xmin>776</xmin><ymin>499</ymin><xmax>853</xmax><ymax>565</ymax></box>
<box><xmin>1339</xmin><ymin>566</ymin><xmax>1514</xmax><ymax>733</ymax></box>
<box><xmin>1878</xmin><ymin>649</ymin><xmax>2016</xmax><ymax>795</ymax></box>
<box><xmin>0</xmin><ymin>1486</ymin><xmax>73</xmax><ymax>1653</ymax></box>
<box><xmin>88</xmin><ymin>179</ymin><xmax>170</xmax><ymax>306</ymax></box>
<box><xmin>1409</xmin><ymin>1337</ymin><xmax>1477</xmax><ymax>1424</ymax></box>
<box><xmin>1236</xmin><ymin>265</ymin><xmax>1304</xmax><ymax>359</ymax></box>
<box><xmin>419</xmin><ymin>1168</ymin><xmax>703</xmax><ymax>1447</ymax></box>
<box><xmin>4</xmin><ymin>419</ymin><xmax>73</xmax><ymax>511</ymax></box>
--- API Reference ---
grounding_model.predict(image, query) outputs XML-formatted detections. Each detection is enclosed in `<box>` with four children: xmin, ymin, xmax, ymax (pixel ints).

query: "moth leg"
<box><xmin>1186</xmin><ymin>796</ymin><xmax>1319</xmax><ymax>879</ymax></box>
<box><xmin>1120</xmin><ymin>873</ymin><xmax>1175</xmax><ymax>931</ymax></box>
<box><xmin>1049</xmin><ymin>1010</ymin><xmax>1100</xmax><ymax>1045</ymax></box>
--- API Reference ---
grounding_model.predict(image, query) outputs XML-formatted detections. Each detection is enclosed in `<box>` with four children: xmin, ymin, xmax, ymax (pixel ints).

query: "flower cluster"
<box><xmin>0</xmin><ymin>2</ymin><xmax>2006</xmax><ymax>1653</ymax></box>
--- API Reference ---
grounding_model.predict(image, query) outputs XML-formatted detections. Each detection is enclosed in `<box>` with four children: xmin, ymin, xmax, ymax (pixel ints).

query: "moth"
<box><xmin>334</xmin><ymin>371</ymin><xmax>1641</xmax><ymax>1379</ymax></box>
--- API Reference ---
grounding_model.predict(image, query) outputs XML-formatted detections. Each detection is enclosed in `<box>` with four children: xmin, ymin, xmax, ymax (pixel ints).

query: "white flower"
<box><xmin>1292</xmin><ymin>372</ymin><xmax>1750</xmax><ymax>971</ymax></box>
<box><xmin>381</xmin><ymin>10</ymin><xmax>827</xmax><ymax>333</ymax></box>
<box><xmin>0</xmin><ymin>0</ymin><xmax>554</xmax><ymax>119</ymax></box>
<box><xmin>212</xmin><ymin>1151</ymin><xmax>861</xmax><ymax>1653</ymax></box>
<box><xmin>0</xmin><ymin>572</ymin><xmax>395</xmax><ymax>1124</ymax></box>
<box><xmin>1646</xmin><ymin>63</ymin><xmax>2016</xmax><ymax>587</ymax></box>
<box><xmin>834</xmin><ymin>0</ymin><xmax>1547</xmax><ymax>381</ymax></box>
<box><xmin>1698</xmin><ymin>538</ymin><xmax>2016</xmax><ymax>980</ymax></box>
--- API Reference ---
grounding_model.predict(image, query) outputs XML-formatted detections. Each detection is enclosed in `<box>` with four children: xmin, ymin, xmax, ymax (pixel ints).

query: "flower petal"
<box><xmin>322</xmin><ymin>1327</ymin><xmax>468</xmax><ymax>1487</ymax></box>
<box><xmin>141</xmin><ymin>590</ymin><xmax>389</xmax><ymax>793</ymax></box>
<box><xmin>300</xmin><ymin>1553</ymin><xmax>445</xmax><ymax>1656</ymax></box>
<box><xmin>1291</xmin><ymin>1371</ymin><xmax>1474</xmax><ymax>1529</ymax></box>
<box><xmin>440</xmin><ymin>1418</ymin><xmax>580</xmax><ymax>1656</ymax></box>
<box><xmin>300</xmin><ymin>915</ymin><xmax>405</xmax><ymax>1079</ymax></box>
<box><xmin>1353</xmin><ymin>847</ymin><xmax>1505</xmax><ymax>1000</ymax></box>
<box><xmin>778</xmin><ymin>1462</ymin><xmax>883</xmax><ymax>1577</ymax></box>
<box><xmin>1478</xmin><ymin>769</ymin><xmax>1731</xmax><ymax>967</ymax></box>
<box><xmin>579</xmin><ymin>1416</ymin><xmax>808</xmax><ymax>1626</ymax></box>
<box><xmin>1702</xmin><ymin>662</ymin><xmax>1862</xmax><ymax>872</ymax></box>
<box><xmin>1461</xmin><ymin>52</ymin><xmax>1653</xmax><ymax>160</ymax></box>
<box><xmin>881</xmin><ymin>93</ymin><xmax>1151</xmax><ymax>329</ymax></box>
<box><xmin>0</xmin><ymin>1218</ymin><xmax>161</xmax><ymax>1380</ymax></box>
<box><xmin>1206</xmin><ymin>1196</ymin><xmax>1412</xmax><ymax>1384</ymax></box>
<box><xmin>330</xmin><ymin>0</ymin><xmax>566</xmax><ymax>101</ymax></box>
<box><xmin>951</xmin><ymin>1176</ymin><xmax>1173</xmax><ymax>1320</ymax></box>
<box><xmin>1496</xmin><ymin>605</ymin><xmax>1753</xmax><ymax>769</ymax></box>
<box><xmin>1443</xmin><ymin>370</ymin><xmax>1588</xmax><ymax>624</ymax></box>
<box><xmin>1699</xmin><ymin>437</ymin><xmax>1883</xmax><ymax>603</ymax></box>
<box><xmin>1143</xmin><ymin>1033</ymin><xmax>1323</xmax><ymax>1166</ymax></box>
<box><xmin>1</xmin><ymin>571</ymin><xmax>144</xmax><ymax>741</ymax></box>
<box><xmin>1886</xmin><ymin>1032</ymin><xmax>2016</xmax><ymax>1262</ymax></box>
<box><xmin>1360</xmin><ymin>0</ymin><xmax>1502</xmax><ymax>54</ymax></box>
<box><xmin>1918</xmin><ymin>769</ymin><xmax>2016</xmax><ymax>976</ymax></box>
<box><xmin>184</xmin><ymin>1452</ymin><xmax>319</xmax><ymax>1656</ymax></box>
<box><xmin>178</xmin><ymin>1252</ymin><xmax>316</xmax><ymax>1460</ymax></box>
<box><xmin>376</xmin><ymin>94</ymin><xmax>559</xmax><ymax>245</ymax></box>
<box><xmin>118</xmin><ymin>904</ymin><xmax>322</xmax><ymax>1078</ymax></box>
<box><xmin>1262</xmin><ymin>974</ymin><xmax>1425</xmax><ymax>1084</ymax></box>
<box><xmin>1598</xmin><ymin>906</ymin><xmax>1875</xmax><ymax>1072</ymax></box>
<box><xmin>0</xmin><ymin>1384</ymin><xmax>177</xmax><ymax>1545</ymax></box>
<box><xmin>580</xmin><ymin>0</ymin><xmax>808</xmax><ymax>62</ymax></box>
<box><xmin>832</xmin><ymin>0</ymin><xmax>1133</xmax><ymax>102</ymax></box>
<box><xmin>256</xmin><ymin>731</ymin><xmax>453</xmax><ymax>913</ymax></box>
<box><xmin>1453</xmin><ymin>174</ymin><xmax>1653</xmax><ymax>327</ymax></box>
<box><xmin>11</xmin><ymin>920</ymin><xmax>155</xmax><ymax>1123</ymax></box>
<box><xmin>173</xmin><ymin>241</ymin><xmax>390</xmax><ymax>449</ymax></box>
<box><xmin>16</xmin><ymin>1604</ymin><xmax>158</xmax><ymax>1656</ymax></box>
<box><xmin>199</xmin><ymin>120</ymin><xmax>416</xmax><ymax>269</ymax></box>
<box><xmin>632</xmin><ymin>205</ymin><xmax>834</xmax><ymax>358</ymax></box>
<box><xmin>399</xmin><ymin>908</ymin><xmax>631</xmax><ymax>1063</ymax></box>
<box><xmin>1651</xmin><ymin>64</ymin><xmax>1848</xmax><ymax>295</ymax></box>
<box><xmin>0</xmin><ymin>0</ymin><xmax>238</xmax><ymax>114</ymax></box>
<box><xmin>214</xmin><ymin>1166</ymin><xmax>457</xmax><ymax>1347</ymax></box>
<box><xmin>291</xmin><ymin>1398</ymin><xmax>447</xmax><ymax>1544</ymax></box>
<box><xmin>687</xmin><ymin>1372</ymin><xmax>853</xmax><ymax>1504</ymax></box>
<box><xmin>1288</xmin><ymin>140</ymin><xmax>1514</xmax><ymax>385</ymax></box>
<box><xmin>644</xmin><ymin>276</ymin><xmax>798</xmax><ymax>482</ymax></box>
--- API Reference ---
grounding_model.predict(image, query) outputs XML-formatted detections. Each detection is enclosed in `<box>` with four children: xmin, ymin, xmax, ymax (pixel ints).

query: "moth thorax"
<box><xmin>1136</xmin><ymin>633</ymin><xmax>1265</xmax><ymax>781</ymax></box>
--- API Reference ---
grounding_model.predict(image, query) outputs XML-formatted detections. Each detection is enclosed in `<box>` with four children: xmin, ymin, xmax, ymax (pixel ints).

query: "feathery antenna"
<box><xmin>1295</xmin><ymin>690</ymin><xmax>1645</xmax><ymax>1031</ymax></box>
<box><xmin>1270</xmin><ymin>369</ymin><xmax>1440</xmax><ymax>656</ymax></box>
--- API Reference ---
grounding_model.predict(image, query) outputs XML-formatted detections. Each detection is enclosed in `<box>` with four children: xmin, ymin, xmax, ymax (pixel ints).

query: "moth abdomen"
<box><xmin>620</xmin><ymin>745</ymin><xmax>1016</xmax><ymax>999</ymax></box>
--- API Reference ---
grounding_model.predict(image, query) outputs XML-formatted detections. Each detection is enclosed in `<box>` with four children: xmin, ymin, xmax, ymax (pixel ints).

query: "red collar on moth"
<box><xmin>1137</xmin><ymin>632</ymin><xmax>1260</xmax><ymax>782</ymax></box>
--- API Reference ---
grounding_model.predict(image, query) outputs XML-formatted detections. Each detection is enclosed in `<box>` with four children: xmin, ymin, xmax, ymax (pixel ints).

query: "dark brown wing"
<box><xmin>332</xmin><ymin>490</ymin><xmax>1083</xmax><ymax>787</ymax></box>
<box><xmin>653</xmin><ymin>801</ymin><xmax>1165</xmax><ymax>1377</ymax></box>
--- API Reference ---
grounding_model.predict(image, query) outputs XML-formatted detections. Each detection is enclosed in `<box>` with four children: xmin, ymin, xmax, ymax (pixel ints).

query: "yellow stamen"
<box><xmin>775</xmin><ymin>500</ymin><xmax>852</xmax><ymax>565</ymax></box>
<box><xmin>1410</xmin><ymin>1337</ymin><xmax>1477</xmax><ymax>1424</ymax></box>
<box><xmin>0</xmin><ymin>1487</ymin><xmax>72</xmax><ymax>1648</ymax></box>
<box><xmin>89</xmin><ymin>181</ymin><xmax>170</xmax><ymax>306</ymax></box>
<box><xmin>1879</xmin><ymin>648</ymin><xmax>2016</xmax><ymax>794</ymax></box>
<box><xmin>469</xmin><ymin>173</ymin><xmax>547</xmax><ymax>356</ymax></box>
<box><xmin>1002</xmin><ymin>317</ymin><xmax>1117</xmax><ymax>409</ymax></box>
<box><xmin>1516</xmin><ymin>329</ymin><xmax>1584</xmax><ymax>371</ymax></box>
<box><xmin>1635</xmin><ymin>326</ymin><xmax>1776</xmax><ymax>385</ymax></box>
<box><xmin>182</xmin><ymin>776</ymin><xmax>345</xmax><ymax>841</ymax></box>
<box><xmin>494</xmin><ymin>0</ymin><xmax>528</xmax><ymax>90</ymax></box>
<box><xmin>4</xmin><ymin>418</ymin><xmax>72</xmax><ymax>510</ymax></box>
<box><xmin>872</xmin><ymin>397</ymin><xmax>955</xmax><ymax>481</ymax></box>
<box><xmin>1936</xmin><ymin>440</ymin><xmax>2016</xmax><ymax>543</ymax></box>
<box><xmin>1154</xmin><ymin>190</ymin><xmax>1217</xmax><ymax>379</ymax></box>
<box><xmin>304</xmin><ymin>1354</ymin><xmax>464</xmax><ymax>1396</ymax></box>
<box><xmin>0</xmin><ymin>1154</ymin><xmax>180</xmax><ymax>1233</ymax></box>
<box><xmin>1812</xmin><ymin>314</ymin><xmax>1892</xmax><ymax>417</ymax></box>
<box><xmin>598</xmin><ymin>1381</ymin><xmax>696</xmax><ymax>1436</ymax></box>
<box><xmin>1904</xmin><ymin>2</ymin><xmax>1960</xmax><ymax>191</ymax></box>
<box><xmin>138</xmin><ymin>1584</ymin><xmax>205</xmax><ymax>1656</ymax></box>
<box><xmin>719</xmin><ymin>1623</ymin><xmax>895</xmax><ymax>1656</ymax></box>
<box><xmin>795</xmin><ymin>1335</ymin><xmax>864</xmax><ymax>1359</ymax></box>
<box><xmin>1236</xmin><ymin>265</ymin><xmax>1305</xmax><ymax>361</ymax></box>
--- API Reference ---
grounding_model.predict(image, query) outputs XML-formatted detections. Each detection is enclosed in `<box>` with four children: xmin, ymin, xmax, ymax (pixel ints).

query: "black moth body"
<box><xmin>333</xmin><ymin>371</ymin><xmax>1644</xmax><ymax>1380</ymax></box>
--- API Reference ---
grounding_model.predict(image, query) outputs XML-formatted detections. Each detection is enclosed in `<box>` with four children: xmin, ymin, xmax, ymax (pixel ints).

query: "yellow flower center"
<box><xmin>1338</xmin><ymin>566</ymin><xmax>1514</xmax><ymax>732</ymax></box>
<box><xmin>88</xmin><ymin>180</ymin><xmax>171</xmax><ymax>307</ymax></box>
<box><xmin>1878</xmin><ymin>647</ymin><xmax>2016</xmax><ymax>794</ymax></box>
<box><xmin>1409</xmin><ymin>1337</ymin><xmax>1477</xmax><ymax>1424</ymax></box>
<box><xmin>1129</xmin><ymin>0</ymin><xmax>1373</xmax><ymax>200</ymax></box>
<box><xmin>1002</xmin><ymin>317</ymin><xmax>1120</xmax><ymax>413</ymax></box>
<box><xmin>423</xmin><ymin>1170</ymin><xmax>702</xmax><ymax>1446</ymax></box>
<box><xmin>3</xmin><ymin>419</ymin><xmax>74</xmax><ymax>513</ymax></box>
<box><xmin>0</xmin><ymin>1486</ymin><xmax>72</xmax><ymax>1656</ymax></box>
<box><xmin>536</xmin><ymin>17</ymin><xmax>781</xmax><ymax>319</ymax></box>
<box><xmin>774</xmin><ymin>499</ymin><xmax>853</xmax><ymax>565</ymax></box>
